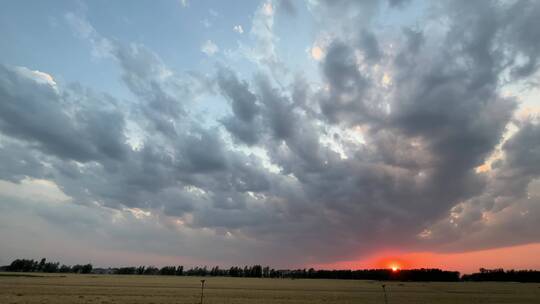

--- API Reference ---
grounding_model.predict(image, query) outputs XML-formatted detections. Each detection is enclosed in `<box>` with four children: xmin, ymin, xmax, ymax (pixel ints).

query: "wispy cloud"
<box><xmin>201</xmin><ymin>39</ymin><xmax>219</xmax><ymax>56</ymax></box>
<box><xmin>233</xmin><ymin>25</ymin><xmax>244</xmax><ymax>34</ymax></box>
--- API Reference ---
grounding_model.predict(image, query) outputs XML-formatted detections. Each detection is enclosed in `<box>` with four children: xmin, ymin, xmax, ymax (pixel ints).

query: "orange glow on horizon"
<box><xmin>375</xmin><ymin>257</ymin><xmax>410</xmax><ymax>270</ymax></box>
<box><xmin>311</xmin><ymin>243</ymin><xmax>540</xmax><ymax>274</ymax></box>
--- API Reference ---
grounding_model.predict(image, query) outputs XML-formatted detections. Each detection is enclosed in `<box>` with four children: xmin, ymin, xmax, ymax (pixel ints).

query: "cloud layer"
<box><xmin>1</xmin><ymin>0</ymin><xmax>540</xmax><ymax>267</ymax></box>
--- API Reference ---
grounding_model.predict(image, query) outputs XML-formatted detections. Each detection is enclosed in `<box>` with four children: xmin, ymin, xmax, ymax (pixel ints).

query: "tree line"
<box><xmin>112</xmin><ymin>266</ymin><xmax>460</xmax><ymax>281</ymax></box>
<box><xmin>3</xmin><ymin>258</ymin><xmax>540</xmax><ymax>282</ymax></box>
<box><xmin>462</xmin><ymin>268</ymin><xmax>540</xmax><ymax>283</ymax></box>
<box><xmin>3</xmin><ymin>258</ymin><xmax>93</xmax><ymax>274</ymax></box>
<box><xmin>0</xmin><ymin>259</ymin><xmax>458</xmax><ymax>281</ymax></box>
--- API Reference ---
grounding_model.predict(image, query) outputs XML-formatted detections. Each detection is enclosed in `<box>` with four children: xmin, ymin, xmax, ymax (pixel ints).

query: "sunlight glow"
<box><xmin>311</xmin><ymin>46</ymin><xmax>323</xmax><ymax>61</ymax></box>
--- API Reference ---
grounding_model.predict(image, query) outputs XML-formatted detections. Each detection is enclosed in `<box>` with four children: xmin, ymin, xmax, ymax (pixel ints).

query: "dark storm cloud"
<box><xmin>217</xmin><ymin>67</ymin><xmax>259</xmax><ymax>123</ymax></box>
<box><xmin>358</xmin><ymin>30</ymin><xmax>382</xmax><ymax>63</ymax></box>
<box><xmin>260</xmin><ymin>0</ymin><xmax>540</xmax><ymax>259</ymax></box>
<box><xmin>256</xmin><ymin>75</ymin><xmax>296</xmax><ymax>140</ymax></box>
<box><xmin>380</xmin><ymin>0</ymin><xmax>540</xmax><ymax>253</ymax></box>
<box><xmin>0</xmin><ymin>58</ymin><xmax>268</xmax><ymax>219</ymax></box>
<box><xmin>113</xmin><ymin>44</ymin><xmax>186</xmax><ymax>137</ymax></box>
<box><xmin>503</xmin><ymin>123</ymin><xmax>540</xmax><ymax>178</ymax></box>
<box><xmin>0</xmin><ymin>65</ymin><xmax>128</xmax><ymax>163</ymax></box>
<box><xmin>501</xmin><ymin>0</ymin><xmax>540</xmax><ymax>78</ymax></box>
<box><xmin>394</xmin><ymin>28</ymin><xmax>424</xmax><ymax>67</ymax></box>
<box><xmin>216</xmin><ymin>67</ymin><xmax>262</xmax><ymax>145</ymax></box>
<box><xmin>220</xmin><ymin>117</ymin><xmax>261</xmax><ymax>145</ymax></box>
<box><xmin>178</xmin><ymin>128</ymin><xmax>228</xmax><ymax>173</ymax></box>
<box><xmin>319</xmin><ymin>41</ymin><xmax>371</xmax><ymax>124</ymax></box>
<box><xmin>0</xmin><ymin>142</ymin><xmax>47</xmax><ymax>182</ymax></box>
<box><xmin>419</xmin><ymin>122</ymin><xmax>540</xmax><ymax>252</ymax></box>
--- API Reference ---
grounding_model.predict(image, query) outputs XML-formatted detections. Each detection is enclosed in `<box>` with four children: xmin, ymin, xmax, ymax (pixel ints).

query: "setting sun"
<box><xmin>389</xmin><ymin>264</ymin><xmax>400</xmax><ymax>272</ymax></box>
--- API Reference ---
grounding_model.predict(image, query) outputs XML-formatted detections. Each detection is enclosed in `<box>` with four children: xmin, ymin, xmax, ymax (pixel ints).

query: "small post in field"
<box><xmin>200</xmin><ymin>279</ymin><xmax>206</xmax><ymax>304</ymax></box>
<box><xmin>381</xmin><ymin>284</ymin><xmax>388</xmax><ymax>304</ymax></box>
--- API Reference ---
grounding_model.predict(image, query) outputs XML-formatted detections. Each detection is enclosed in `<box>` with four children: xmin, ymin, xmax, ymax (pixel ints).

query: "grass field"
<box><xmin>1</xmin><ymin>273</ymin><xmax>540</xmax><ymax>304</ymax></box>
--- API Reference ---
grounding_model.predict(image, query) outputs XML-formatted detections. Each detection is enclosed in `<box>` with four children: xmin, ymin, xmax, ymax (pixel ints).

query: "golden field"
<box><xmin>1</xmin><ymin>273</ymin><xmax>539</xmax><ymax>304</ymax></box>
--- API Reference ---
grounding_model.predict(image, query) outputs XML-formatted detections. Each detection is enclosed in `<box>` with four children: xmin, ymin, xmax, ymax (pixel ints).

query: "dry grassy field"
<box><xmin>1</xmin><ymin>273</ymin><xmax>539</xmax><ymax>304</ymax></box>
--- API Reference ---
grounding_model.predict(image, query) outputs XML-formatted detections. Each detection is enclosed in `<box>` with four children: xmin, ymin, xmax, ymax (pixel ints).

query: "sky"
<box><xmin>0</xmin><ymin>0</ymin><xmax>540</xmax><ymax>274</ymax></box>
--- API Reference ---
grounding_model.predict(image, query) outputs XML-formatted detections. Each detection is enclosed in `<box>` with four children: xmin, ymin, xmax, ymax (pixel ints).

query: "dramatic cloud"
<box><xmin>1</xmin><ymin>0</ymin><xmax>540</xmax><ymax>269</ymax></box>
<box><xmin>0</xmin><ymin>65</ymin><xmax>127</xmax><ymax>162</ymax></box>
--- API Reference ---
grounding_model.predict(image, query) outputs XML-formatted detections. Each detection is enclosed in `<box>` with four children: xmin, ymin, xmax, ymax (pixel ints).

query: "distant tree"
<box><xmin>59</xmin><ymin>264</ymin><xmax>72</xmax><ymax>273</ymax></box>
<box><xmin>462</xmin><ymin>268</ymin><xmax>540</xmax><ymax>282</ymax></box>
<box><xmin>72</xmin><ymin>264</ymin><xmax>82</xmax><ymax>273</ymax></box>
<box><xmin>144</xmin><ymin>266</ymin><xmax>159</xmax><ymax>275</ymax></box>
<box><xmin>81</xmin><ymin>264</ymin><xmax>93</xmax><ymax>274</ymax></box>
<box><xmin>71</xmin><ymin>264</ymin><xmax>92</xmax><ymax>274</ymax></box>
<box><xmin>137</xmin><ymin>266</ymin><xmax>146</xmax><ymax>275</ymax></box>
<box><xmin>251</xmin><ymin>265</ymin><xmax>262</xmax><ymax>278</ymax></box>
<box><xmin>175</xmin><ymin>266</ymin><xmax>184</xmax><ymax>276</ymax></box>
<box><xmin>7</xmin><ymin>259</ymin><xmax>22</xmax><ymax>272</ymax></box>
<box><xmin>159</xmin><ymin>266</ymin><xmax>177</xmax><ymax>276</ymax></box>
<box><xmin>42</xmin><ymin>262</ymin><xmax>60</xmax><ymax>273</ymax></box>
<box><xmin>8</xmin><ymin>259</ymin><xmax>38</xmax><ymax>272</ymax></box>
<box><xmin>38</xmin><ymin>258</ymin><xmax>46</xmax><ymax>272</ymax></box>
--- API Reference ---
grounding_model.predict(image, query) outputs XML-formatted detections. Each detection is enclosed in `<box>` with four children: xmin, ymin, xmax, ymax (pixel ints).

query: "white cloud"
<box><xmin>233</xmin><ymin>25</ymin><xmax>244</xmax><ymax>34</ymax></box>
<box><xmin>240</xmin><ymin>0</ymin><xmax>284</xmax><ymax>76</ymax></box>
<box><xmin>262</xmin><ymin>2</ymin><xmax>274</xmax><ymax>16</ymax></box>
<box><xmin>14</xmin><ymin>67</ymin><xmax>58</xmax><ymax>90</ymax></box>
<box><xmin>64</xmin><ymin>12</ymin><xmax>113</xmax><ymax>58</ymax></box>
<box><xmin>0</xmin><ymin>178</ymin><xmax>71</xmax><ymax>203</ymax></box>
<box><xmin>201</xmin><ymin>39</ymin><xmax>219</xmax><ymax>56</ymax></box>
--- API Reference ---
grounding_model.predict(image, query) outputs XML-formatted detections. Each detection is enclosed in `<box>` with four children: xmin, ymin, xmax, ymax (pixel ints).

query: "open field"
<box><xmin>1</xmin><ymin>273</ymin><xmax>540</xmax><ymax>304</ymax></box>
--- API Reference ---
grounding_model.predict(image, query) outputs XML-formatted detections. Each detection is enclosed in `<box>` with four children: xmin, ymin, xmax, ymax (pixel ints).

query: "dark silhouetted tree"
<box><xmin>176</xmin><ymin>266</ymin><xmax>184</xmax><ymax>276</ymax></box>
